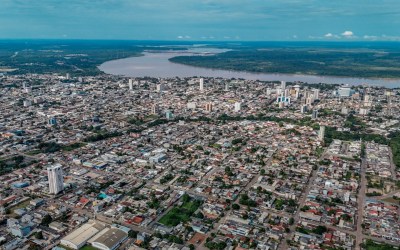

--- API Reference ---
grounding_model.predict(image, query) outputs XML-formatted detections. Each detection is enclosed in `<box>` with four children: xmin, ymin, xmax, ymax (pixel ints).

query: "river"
<box><xmin>98</xmin><ymin>49</ymin><xmax>400</xmax><ymax>88</ymax></box>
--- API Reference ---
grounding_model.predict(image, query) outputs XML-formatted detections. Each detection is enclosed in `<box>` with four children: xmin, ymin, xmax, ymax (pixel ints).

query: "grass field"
<box><xmin>158</xmin><ymin>195</ymin><xmax>201</xmax><ymax>227</ymax></box>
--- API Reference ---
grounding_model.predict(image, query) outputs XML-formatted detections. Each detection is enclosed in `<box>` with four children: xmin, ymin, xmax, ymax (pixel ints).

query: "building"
<box><xmin>90</xmin><ymin>227</ymin><xmax>128</xmax><ymax>250</ymax></box>
<box><xmin>281</xmin><ymin>81</ymin><xmax>286</xmax><ymax>91</ymax></box>
<box><xmin>128</xmin><ymin>79</ymin><xmax>134</xmax><ymax>90</ymax></box>
<box><xmin>48</xmin><ymin>117</ymin><xmax>57</xmax><ymax>126</ymax></box>
<box><xmin>47</xmin><ymin>164</ymin><xmax>64</xmax><ymax>195</ymax></box>
<box><xmin>166</xmin><ymin>110</ymin><xmax>173</xmax><ymax>120</ymax></box>
<box><xmin>60</xmin><ymin>221</ymin><xmax>106</xmax><ymax>250</ymax></box>
<box><xmin>319</xmin><ymin>126</ymin><xmax>325</xmax><ymax>141</ymax></box>
<box><xmin>151</xmin><ymin>104</ymin><xmax>159</xmax><ymax>115</ymax></box>
<box><xmin>234</xmin><ymin>102</ymin><xmax>241</xmax><ymax>112</ymax></box>
<box><xmin>7</xmin><ymin>218</ymin><xmax>33</xmax><ymax>238</ymax></box>
<box><xmin>205</xmin><ymin>102</ymin><xmax>213</xmax><ymax>112</ymax></box>
<box><xmin>156</xmin><ymin>83</ymin><xmax>164</xmax><ymax>92</ymax></box>
<box><xmin>313</xmin><ymin>89</ymin><xmax>320</xmax><ymax>100</ymax></box>
<box><xmin>359</xmin><ymin>108</ymin><xmax>369</xmax><ymax>115</ymax></box>
<box><xmin>199</xmin><ymin>78</ymin><xmax>204</xmax><ymax>92</ymax></box>
<box><xmin>312</xmin><ymin>110</ymin><xmax>318</xmax><ymax>119</ymax></box>
<box><xmin>187</xmin><ymin>102</ymin><xmax>196</xmax><ymax>109</ymax></box>
<box><xmin>338</xmin><ymin>86</ymin><xmax>353</xmax><ymax>97</ymax></box>
<box><xmin>300</xmin><ymin>105</ymin><xmax>308</xmax><ymax>114</ymax></box>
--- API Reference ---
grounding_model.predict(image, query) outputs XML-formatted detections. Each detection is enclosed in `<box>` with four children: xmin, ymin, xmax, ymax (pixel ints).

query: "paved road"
<box><xmin>355</xmin><ymin>158</ymin><xmax>367</xmax><ymax>250</ymax></box>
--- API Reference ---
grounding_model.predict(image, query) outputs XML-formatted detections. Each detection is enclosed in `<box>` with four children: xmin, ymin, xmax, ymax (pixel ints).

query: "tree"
<box><xmin>232</xmin><ymin>203</ymin><xmax>240</xmax><ymax>210</ymax></box>
<box><xmin>128</xmin><ymin>230</ymin><xmax>138</xmax><ymax>238</ymax></box>
<box><xmin>35</xmin><ymin>231</ymin><xmax>43</xmax><ymax>239</ymax></box>
<box><xmin>41</xmin><ymin>214</ymin><xmax>52</xmax><ymax>226</ymax></box>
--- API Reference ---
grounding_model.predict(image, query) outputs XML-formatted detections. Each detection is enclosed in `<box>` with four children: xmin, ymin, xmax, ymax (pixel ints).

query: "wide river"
<box><xmin>99</xmin><ymin>50</ymin><xmax>400</xmax><ymax>88</ymax></box>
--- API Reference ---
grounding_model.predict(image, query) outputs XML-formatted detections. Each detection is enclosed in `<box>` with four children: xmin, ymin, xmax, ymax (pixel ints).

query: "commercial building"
<box><xmin>47</xmin><ymin>164</ymin><xmax>64</xmax><ymax>194</ymax></box>
<box><xmin>90</xmin><ymin>227</ymin><xmax>128</xmax><ymax>250</ymax></box>
<box><xmin>234</xmin><ymin>102</ymin><xmax>241</xmax><ymax>112</ymax></box>
<box><xmin>60</xmin><ymin>221</ymin><xmax>106</xmax><ymax>250</ymax></box>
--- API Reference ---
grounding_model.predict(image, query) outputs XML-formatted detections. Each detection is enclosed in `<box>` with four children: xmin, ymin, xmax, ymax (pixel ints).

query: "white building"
<box><xmin>234</xmin><ymin>102</ymin><xmax>241</xmax><ymax>112</ymax></box>
<box><xmin>338</xmin><ymin>86</ymin><xmax>352</xmax><ymax>97</ymax></box>
<box><xmin>313</xmin><ymin>89</ymin><xmax>320</xmax><ymax>100</ymax></box>
<box><xmin>187</xmin><ymin>102</ymin><xmax>196</xmax><ymax>109</ymax></box>
<box><xmin>281</xmin><ymin>81</ymin><xmax>286</xmax><ymax>91</ymax></box>
<box><xmin>47</xmin><ymin>164</ymin><xmax>64</xmax><ymax>194</ymax></box>
<box><xmin>319</xmin><ymin>126</ymin><xmax>325</xmax><ymax>141</ymax></box>
<box><xmin>199</xmin><ymin>78</ymin><xmax>204</xmax><ymax>92</ymax></box>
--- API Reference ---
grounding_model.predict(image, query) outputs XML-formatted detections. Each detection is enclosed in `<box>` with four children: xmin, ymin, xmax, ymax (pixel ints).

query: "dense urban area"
<box><xmin>0</xmin><ymin>73</ymin><xmax>399</xmax><ymax>250</ymax></box>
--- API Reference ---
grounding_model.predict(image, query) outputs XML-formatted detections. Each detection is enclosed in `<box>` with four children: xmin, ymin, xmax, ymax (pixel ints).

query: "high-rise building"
<box><xmin>225</xmin><ymin>83</ymin><xmax>229</xmax><ymax>91</ymax></box>
<box><xmin>48</xmin><ymin>117</ymin><xmax>57</xmax><ymax>126</ymax></box>
<box><xmin>66</xmin><ymin>73</ymin><xmax>70</xmax><ymax>80</ymax></box>
<box><xmin>47</xmin><ymin>164</ymin><xmax>63</xmax><ymax>194</ymax></box>
<box><xmin>151</xmin><ymin>104</ymin><xmax>159</xmax><ymax>115</ymax></box>
<box><xmin>312</xmin><ymin>109</ymin><xmax>318</xmax><ymax>119</ymax></box>
<box><xmin>205</xmin><ymin>102</ymin><xmax>213</xmax><ymax>112</ymax></box>
<box><xmin>318</xmin><ymin>126</ymin><xmax>325</xmax><ymax>141</ymax></box>
<box><xmin>313</xmin><ymin>89</ymin><xmax>320</xmax><ymax>100</ymax></box>
<box><xmin>166</xmin><ymin>110</ymin><xmax>173</xmax><ymax>119</ymax></box>
<box><xmin>199</xmin><ymin>78</ymin><xmax>204</xmax><ymax>92</ymax></box>
<box><xmin>234</xmin><ymin>102</ymin><xmax>241</xmax><ymax>112</ymax></box>
<box><xmin>281</xmin><ymin>81</ymin><xmax>286</xmax><ymax>91</ymax></box>
<box><xmin>128</xmin><ymin>80</ymin><xmax>134</xmax><ymax>91</ymax></box>
<box><xmin>300</xmin><ymin>105</ymin><xmax>308</xmax><ymax>113</ymax></box>
<box><xmin>156</xmin><ymin>83</ymin><xmax>164</xmax><ymax>92</ymax></box>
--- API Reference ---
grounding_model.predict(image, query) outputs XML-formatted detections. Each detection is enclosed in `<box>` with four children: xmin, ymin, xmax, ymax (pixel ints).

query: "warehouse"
<box><xmin>90</xmin><ymin>227</ymin><xmax>128</xmax><ymax>250</ymax></box>
<box><xmin>60</xmin><ymin>221</ymin><xmax>106</xmax><ymax>249</ymax></box>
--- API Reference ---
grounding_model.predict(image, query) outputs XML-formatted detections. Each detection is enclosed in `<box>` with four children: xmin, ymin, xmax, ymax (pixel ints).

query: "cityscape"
<box><xmin>0</xmin><ymin>73</ymin><xmax>399</xmax><ymax>250</ymax></box>
<box><xmin>1</xmin><ymin>0</ymin><xmax>400</xmax><ymax>250</ymax></box>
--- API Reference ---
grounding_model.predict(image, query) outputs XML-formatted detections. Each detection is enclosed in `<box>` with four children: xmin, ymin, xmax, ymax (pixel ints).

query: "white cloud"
<box><xmin>341</xmin><ymin>30</ymin><xmax>354</xmax><ymax>37</ymax></box>
<box><xmin>177</xmin><ymin>35</ymin><xmax>191</xmax><ymax>39</ymax></box>
<box><xmin>324</xmin><ymin>33</ymin><xmax>340</xmax><ymax>39</ymax></box>
<box><xmin>292</xmin><ymin>35</ymin><xmax>298</xmax><ymax>39</ymax></box>
<box><xmin>363</xmin><ymin>35</ymin><xmax>378</xmax><ymax>40</ymax></box>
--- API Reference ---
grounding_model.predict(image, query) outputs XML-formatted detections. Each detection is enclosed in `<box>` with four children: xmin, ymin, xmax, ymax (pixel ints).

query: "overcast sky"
<box><xmin>1</xmin><ymin>0</ymin><xmax>400</xmax><ymax>41</ymax></box>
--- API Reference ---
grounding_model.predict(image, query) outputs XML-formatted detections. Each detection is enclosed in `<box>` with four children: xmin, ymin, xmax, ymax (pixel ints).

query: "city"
<box><xmin>0</xmin><ymin>74</ymin><xmax>399</xmax><ymax>250</ymax></box>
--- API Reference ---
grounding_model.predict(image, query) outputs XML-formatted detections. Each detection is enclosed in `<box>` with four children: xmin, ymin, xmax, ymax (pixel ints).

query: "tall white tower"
<box><xmin>319</xmin><ymin>126</ymin><xmax>325</xmax><ymax>141</ymax></box>
<box><xmin>199</xmin><ymin>78</ymin><xmax>204</xmax><ymax>92</ymax></box>
<box><xmin>281</xmin><ymin>81</ymin><xmax>286</xmax><ymax>91</ymax></box>
<box><xmin>313</xmin><ymin>89</ymin><xmax>320</xmax><ymax>100</ymax></box>
<box><xmin>128</xmin><ymin>79</ymin><xmax>134</xmax><ymax>91</ymax></box>
<box><xmin>47</xmin><ymin>164</ymin><xmax>64</xmax><ymax>194</ymax></box>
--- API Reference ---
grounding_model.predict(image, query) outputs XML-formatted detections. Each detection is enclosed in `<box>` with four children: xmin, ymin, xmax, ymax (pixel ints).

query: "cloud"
<box><xmin>363</xmin><ymin>35</ymin><xmax>378</xmax><ymax>40</ymax></box>
<box><xmin>341</xmin><ymin>30</ymin><xmax>354</xmax><ymax>37</ymax></box>
<box><xmin>177</xmin><ymin>35</ymin><xmax>191</xmax><ymax>39</ymax></box>
<box><xmin>324</xmin><ymin>33</ymin><xmax>340</xmax><ymax>39</ymax></box>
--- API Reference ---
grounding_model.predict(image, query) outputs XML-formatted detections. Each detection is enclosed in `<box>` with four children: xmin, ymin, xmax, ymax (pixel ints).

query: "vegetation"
<box><xmin>170</xmin><ymin>43</ymin><xmax>400</xmax><ymax>78</ymax></box>
<box><xmin>361</xmin><ymin>239</ymin><xmax>400</xmax><ymax>250</ymax></box>
<box><xmin>389</xmin><ymin>132</ymin><xmax>400</xmax><ymax>169</ymax></box>
<box><xmin>83</xmin><ymin>131</ymin><xmax>123</xmax><ymax>142</ymax></box>
<box><xmin>0</xmin><ymin>40</ymin><xmax>186</xmax><ymax>76</ymax></box>
<box><xmin>158</xmin><ymin>194</ymin><xmax>202</xmax><ymax>227</ymax></box>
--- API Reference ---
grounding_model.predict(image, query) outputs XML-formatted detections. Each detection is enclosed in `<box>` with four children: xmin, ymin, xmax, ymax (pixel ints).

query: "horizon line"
<box><xmin>0</xmin><ymin>38</ymin><xmax>400</xmax><ymax>43</ymax></box>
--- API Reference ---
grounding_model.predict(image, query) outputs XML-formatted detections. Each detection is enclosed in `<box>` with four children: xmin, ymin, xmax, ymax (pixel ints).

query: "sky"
<box><xmin>1</xmin><ymin>0</ymin><xmax>400</xmax><ymax>41</ymax></box>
